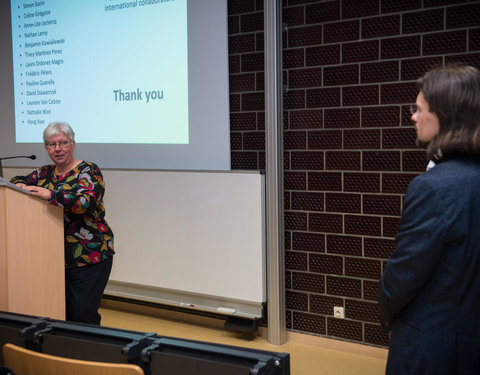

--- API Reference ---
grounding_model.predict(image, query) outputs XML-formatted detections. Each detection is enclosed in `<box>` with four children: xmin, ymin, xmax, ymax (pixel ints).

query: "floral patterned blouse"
<box><xmin>10</xmin><ymin>161</ymin><xmax>114</xmax><ymax>268</ymax></box>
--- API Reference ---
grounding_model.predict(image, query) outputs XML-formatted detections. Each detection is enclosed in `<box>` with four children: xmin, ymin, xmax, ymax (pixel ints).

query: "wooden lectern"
<box><xmin>0</xmin><ymin>178</ymin><xmax>65</xmax><ymax>320</ymax></box>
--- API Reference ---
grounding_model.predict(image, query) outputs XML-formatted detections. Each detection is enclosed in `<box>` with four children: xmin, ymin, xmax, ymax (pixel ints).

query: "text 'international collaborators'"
<box><xmin>104</xmin><ymin>0</ymin><xmax>175</xmax><ymax>12</ymax></box>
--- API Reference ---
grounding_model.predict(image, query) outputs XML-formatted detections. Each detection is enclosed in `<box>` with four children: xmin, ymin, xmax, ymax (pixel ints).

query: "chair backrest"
<box><xmin>3</xmin><ymin>343</ymin><xmax>144</xmax><ymax>375</ymax></box>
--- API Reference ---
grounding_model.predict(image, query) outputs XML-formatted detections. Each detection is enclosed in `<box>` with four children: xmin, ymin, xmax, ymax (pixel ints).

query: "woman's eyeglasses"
<box><xmin>45</xmin><ymin>140</ymin><xmax>72</xmax><ymax>149</ymax></box>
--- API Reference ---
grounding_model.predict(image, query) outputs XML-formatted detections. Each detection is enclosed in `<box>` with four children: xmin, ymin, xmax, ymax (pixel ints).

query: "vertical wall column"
<box><xmin>265</xmin><ymin>0</ymin><xmax>286</xmax><ymax>345</ymax></box>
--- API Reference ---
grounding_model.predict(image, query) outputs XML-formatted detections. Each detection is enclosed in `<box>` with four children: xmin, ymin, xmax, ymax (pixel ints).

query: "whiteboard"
<box><xmin>102</xmin><ymin>169</ymin><xmax>266</xmax><ymax>318</ymax></box>
<box><xmin>3</xmin><ymin>167</ymin><xmax>266</xmax><ymax>318</ymax></box>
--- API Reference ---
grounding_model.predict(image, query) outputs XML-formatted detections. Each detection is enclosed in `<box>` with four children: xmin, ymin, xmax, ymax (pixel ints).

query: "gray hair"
<box><xmin>43</xmin><ymin>122</ymin><xmax>75</xmax><ymax>144</ymax></box>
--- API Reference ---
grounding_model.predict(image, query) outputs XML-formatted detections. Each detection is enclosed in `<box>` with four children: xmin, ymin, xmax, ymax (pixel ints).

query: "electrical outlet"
<box><xmin>333</xmin><ymin>306</ymin><xmax>344</xmax><ymax>319</ymax></box>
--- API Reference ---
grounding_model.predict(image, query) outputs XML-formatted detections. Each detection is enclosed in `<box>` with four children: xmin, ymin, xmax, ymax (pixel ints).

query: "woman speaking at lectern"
<box><xmin>10</xmin><ymin>122</ymin><xmax>114</xmax><ymax>325</ymax></box>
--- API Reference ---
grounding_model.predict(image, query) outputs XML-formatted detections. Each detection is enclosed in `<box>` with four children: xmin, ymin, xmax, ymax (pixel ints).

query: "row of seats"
<box><xmin>0</xmin><ymin>310</ymin><xmax>290</xmax><ymax>375</ymax></box>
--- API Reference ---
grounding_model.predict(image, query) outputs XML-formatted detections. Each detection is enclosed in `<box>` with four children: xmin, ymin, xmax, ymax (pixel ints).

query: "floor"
<box><xmin>99</xmin><ymin>300</ymin><xmax>387</xmax><ymax>375</ymax></box>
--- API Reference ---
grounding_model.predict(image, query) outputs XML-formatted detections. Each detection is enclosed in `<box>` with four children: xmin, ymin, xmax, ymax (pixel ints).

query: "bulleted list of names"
<box><xmin>13</xmin><ymin>1</ymin><xmax>64</xmax><ymax>128</ymax></box>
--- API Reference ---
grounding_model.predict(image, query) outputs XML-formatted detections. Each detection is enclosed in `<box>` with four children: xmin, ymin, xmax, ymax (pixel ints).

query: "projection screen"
<box><xmin>1</xmin><ymin>0</ymin><xmax>230</xmax><ymax>170</ymax></box>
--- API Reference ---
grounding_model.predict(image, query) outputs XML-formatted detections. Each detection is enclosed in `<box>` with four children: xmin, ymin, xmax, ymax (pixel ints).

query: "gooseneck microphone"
<box><xmin>0</xmin><ymin>155</ymin><xmax>36</xmax><ymax>161</ymax></box>
<box><xmin>0</xmin><ymin>155</ymin><xmax>37</xmax><ymax>178</ymax></box>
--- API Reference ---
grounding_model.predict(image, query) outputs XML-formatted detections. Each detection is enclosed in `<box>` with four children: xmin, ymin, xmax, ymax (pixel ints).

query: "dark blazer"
<box><xmin>378</xmin><ymin>155</ymin><xmax>480</xmax><ymax>375</ymax></box>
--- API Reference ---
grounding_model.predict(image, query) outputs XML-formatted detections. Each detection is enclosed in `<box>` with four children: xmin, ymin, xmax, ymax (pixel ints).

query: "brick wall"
<box><xmin>228</xmin><ymin>0</ymin><xmax>480</xmax><ymax>347</ymax></box>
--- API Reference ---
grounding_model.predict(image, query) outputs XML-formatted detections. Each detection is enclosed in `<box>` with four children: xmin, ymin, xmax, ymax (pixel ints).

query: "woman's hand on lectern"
<box><xmin>24</xmin><ymin>185</ymin><xmax>53</xmax><ymax>200</ymax></box>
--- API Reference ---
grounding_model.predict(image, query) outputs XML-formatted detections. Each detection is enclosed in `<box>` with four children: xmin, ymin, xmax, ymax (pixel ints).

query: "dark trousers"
<box><xmin>65</xmin><ymin>256</ymin><xmax>113</xmax><ymax>325</ymax></box>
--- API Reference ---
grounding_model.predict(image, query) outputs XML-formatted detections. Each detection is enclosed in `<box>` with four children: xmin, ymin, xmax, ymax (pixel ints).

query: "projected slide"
<box><xmin>10</xmin><ymin>0</ymin><xmax>189</xmax><ymax>144</ymax></box>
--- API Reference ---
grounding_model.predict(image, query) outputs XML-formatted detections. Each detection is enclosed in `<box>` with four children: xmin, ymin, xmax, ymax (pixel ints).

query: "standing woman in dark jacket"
<box><xmin>10</xmin><ymin>122</ymin><xmax>114</xmax><ymax>325</ymax></box>
<box><xmin>379</xmin><ymin>65</ymin><xmax>480</xmax><ymax>374</ymax></box>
